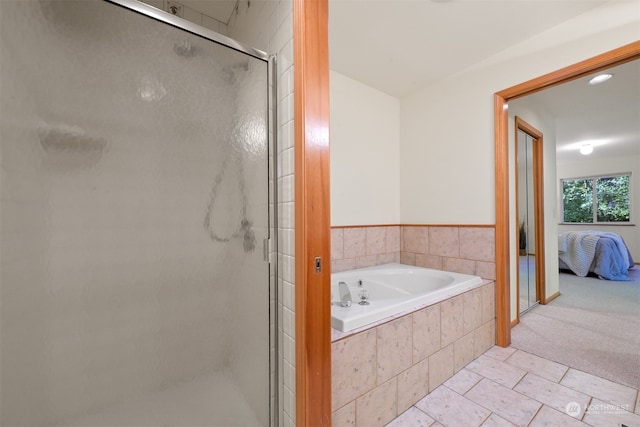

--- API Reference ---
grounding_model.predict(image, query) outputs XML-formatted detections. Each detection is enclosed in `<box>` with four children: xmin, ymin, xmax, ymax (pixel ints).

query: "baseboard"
<box><xmin>544</xmin><ymin>291</ymin><xmax>561</xmax><ymax>304</ymax></box>
<box><xmin>511</xmin><ymin>318</ymin><xmax>519</xmax><ymax>327</ymax></box>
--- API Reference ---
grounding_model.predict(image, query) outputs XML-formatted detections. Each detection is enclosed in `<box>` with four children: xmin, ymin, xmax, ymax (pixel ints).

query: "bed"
<box><xmin>558</xmin><ymin>231</ymin><xmax>635</xmax><ymax>281</ymax></box>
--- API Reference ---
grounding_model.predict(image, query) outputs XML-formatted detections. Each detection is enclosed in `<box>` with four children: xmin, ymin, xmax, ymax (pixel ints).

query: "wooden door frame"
<box><xmin>514</xmin><ymin>117</ymin><xmax>546</xmax><ymax>322</ymax></box>
<box><xmin>494</xmin><ymin>41</ymin><xmax>640</xmax><ymax>346</ymax></box>
<box><xmin>293</xmin><ymin>0</ymin><xmax>331</xmax><ymax>425</ymax></box>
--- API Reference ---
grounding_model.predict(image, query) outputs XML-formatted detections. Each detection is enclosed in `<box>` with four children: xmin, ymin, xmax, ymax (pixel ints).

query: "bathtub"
<box><xmin>331</xmin><ymin>263</ymin><xmax>483</xmax><ymax>332</ymax></box>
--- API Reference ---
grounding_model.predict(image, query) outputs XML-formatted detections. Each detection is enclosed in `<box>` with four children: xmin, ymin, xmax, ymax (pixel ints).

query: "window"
<box><xmin>561</xmin><ymin>173</ymin><xmax>631</xmax><ymax>223</ymax></box>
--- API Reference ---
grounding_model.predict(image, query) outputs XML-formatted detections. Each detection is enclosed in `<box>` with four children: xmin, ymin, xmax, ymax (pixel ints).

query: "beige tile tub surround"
<box><xmin>331</xmin><ymin>281</ymin><xmax>496</xmax><ymax>427</ymax></box>
<box><xmin>331</xmin><ymin>225</ymin><xmax>495</xmax><ymax>281</ymax></box>
<box><xmin>403</xmin><ymin>225</ymin><xmax>496</xmax><ymax>280</ymax></box>
<box><xmin>331</xmin><ymin>226</ymin><xmax>402</xmax><ymax>273</ymax></box>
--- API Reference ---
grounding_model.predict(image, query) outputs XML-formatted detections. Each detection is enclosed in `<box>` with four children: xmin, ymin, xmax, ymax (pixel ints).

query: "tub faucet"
<box><xmin>338</xmin><ymin>281</ymin><xmax>352</xmax><ymax>307</ymax></box>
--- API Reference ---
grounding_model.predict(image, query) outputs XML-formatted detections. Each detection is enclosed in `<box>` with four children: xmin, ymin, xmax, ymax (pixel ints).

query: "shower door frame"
<box><xmin>111</xmin><ymin>0</ymin><xmax>269</xmax><ymax>61</ymax></box>
<box><xmin>106</xmin><ymin>0</ymin><xmax>278</xmax><ymax>424</ymax></box>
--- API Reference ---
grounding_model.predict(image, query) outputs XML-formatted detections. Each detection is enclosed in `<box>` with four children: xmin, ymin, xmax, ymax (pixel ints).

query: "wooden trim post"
<box><xmin>293</xmin><ymin>0</ymin><xmax>331</xmax><ymax>425</ymax></box>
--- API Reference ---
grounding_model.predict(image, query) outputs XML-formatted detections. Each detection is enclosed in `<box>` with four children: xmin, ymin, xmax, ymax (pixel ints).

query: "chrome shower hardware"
<box><xmin>203</xmin><ymin>151</ymin><xmax>256</xmax><ymax>253</ymax></box>
<box><xmin>358</xmin><ymin>289</ymin><xmax>370</xmax><ymax>305</ymax></box>
<box><xmin>338</xmin><ymin>282</ymin><xmax>352</xmax><ymax>307</ymax></box>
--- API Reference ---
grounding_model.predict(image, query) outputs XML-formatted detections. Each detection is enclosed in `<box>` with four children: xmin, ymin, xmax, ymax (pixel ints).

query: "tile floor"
<box><xmin>386</xmin><ymin>346</ymin><xmax>640</xmax><ymax>427</ymax></box>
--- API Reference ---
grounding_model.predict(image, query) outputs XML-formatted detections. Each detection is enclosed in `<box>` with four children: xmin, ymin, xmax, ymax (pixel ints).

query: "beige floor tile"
<box><xmin>482</xmin><ymin>345</ymin><xmax>517</xmax><ymax>362</ymax></box>
<box><xmin>636</xmin><ymin>392</ymin><xmax>640</xmax><ymax>415</ymax></box>
<box><xmin>416</xmin><ymin>385</ymin><xmax>490</xmax><ymax>427</ymax></box>
<box><xmin>582</xmin><ymin>398</ymin><xmax>640</xmax><ymax>427</ymax></box>
<box><xmin>480</xmin><ymin>413</ymin><xmax>517</xmax><ymax>427</ymax></box>
<box><xmin>506</xmin><ymin>350</ymin><xmax>568</xmax><ymax>383</ymax></box>
<box><xmin>385</xmin><ymin>407</ymin><xmax>435</xmax><ymax>427</ymax></box>
<box><xmin>466</xmin><ymin>378</ymin><xmax>541</xmax><ymax>426</ymax></box>
<box><xmin>560</xmin><ymin>369</ymin><xmax>637</xmax><ymax>408</ymax></box>
<box><xmin>443</xmin><ymin>368</ymin><xmax>483</xmax><ymax>395</ymax></box>
<box><xmin>514</xmin><ymin>373</ymin><xmax>591</xmax><ymax>419</ymax></box>
<box><xmin>465</xmin><ymin>354</ymin><xmax>527</xmax><ymax>388</ymax></box>
<box><xmin>529</xmin><ymin>405</ymin><xmax>591</xmax><ymax>427</ymax></box>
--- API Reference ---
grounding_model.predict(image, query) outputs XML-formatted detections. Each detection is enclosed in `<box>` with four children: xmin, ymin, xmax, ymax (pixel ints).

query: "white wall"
<box><xmin>398</xmin><ymin>1</ymin><xmax>638</xmax><ymax>323</ymax></box>
<box><xmin>330</xmin><ymin>71</ymin><xmax>401</xmax><ymax>226</ymax></box>
<box><xmin>399</xmin><ymin>0</ymin><xmax>640</xmax><ymax>225</ymax></box>
<box><xmin>557</xmin><ymin>154</ymin><xmax>640</xmax><ymax>260</ymax></box>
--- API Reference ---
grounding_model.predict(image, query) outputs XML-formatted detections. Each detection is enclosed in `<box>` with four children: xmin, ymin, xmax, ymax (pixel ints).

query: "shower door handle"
<box><xmin>263</xmin><ymin>238</ymin><xmax>270</xmax><ymax>263</ymax></box>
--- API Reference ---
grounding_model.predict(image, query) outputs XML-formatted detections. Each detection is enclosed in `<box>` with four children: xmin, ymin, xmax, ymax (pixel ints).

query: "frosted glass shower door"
<box><xmin>0</xmin><ymin>1</ymin><xmax>272</xmax><ymax>426</ymax></box>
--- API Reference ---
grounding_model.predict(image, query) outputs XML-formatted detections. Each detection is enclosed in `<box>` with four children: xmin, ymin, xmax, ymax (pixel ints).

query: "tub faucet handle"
<box><xmin>358</xmin><ymin>289</ymin><xmax>370</xmax><ymax>305</ymax></box>
<box><xmin>338</xmin><ymin>281</ymin><xmax>352</xmax><ymax>307</ymax></box>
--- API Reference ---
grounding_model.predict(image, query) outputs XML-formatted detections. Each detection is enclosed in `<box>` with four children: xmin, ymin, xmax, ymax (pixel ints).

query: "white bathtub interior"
<box><xmin>331</xmin><ymin>263</ymin><xmax>483</xmax><ymax>332</ymax></box>
<box><xmin>0</xmin><ymin>1</ymin><xmax>272</xmax><ymax>425</ymax></box>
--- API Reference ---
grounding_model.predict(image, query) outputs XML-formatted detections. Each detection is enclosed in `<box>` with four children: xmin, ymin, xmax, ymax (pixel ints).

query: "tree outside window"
<box><xmin>562</xmin><ymin>174</ymin><xmax>630</xmax><ymax>223</ymax></box>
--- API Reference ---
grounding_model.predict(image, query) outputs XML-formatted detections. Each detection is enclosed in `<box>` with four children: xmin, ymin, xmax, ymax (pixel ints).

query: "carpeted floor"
<box><xmin>511</xmin><ymin>266</ymin><xmax>640</xmax><ymax>389</ymax></box>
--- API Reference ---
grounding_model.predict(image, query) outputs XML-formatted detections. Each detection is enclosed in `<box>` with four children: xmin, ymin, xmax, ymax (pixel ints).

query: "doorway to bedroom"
<box><xmin>501</xmin><ymin>52</ymin><xmax>640</xmax><ymax>390</ymax></box>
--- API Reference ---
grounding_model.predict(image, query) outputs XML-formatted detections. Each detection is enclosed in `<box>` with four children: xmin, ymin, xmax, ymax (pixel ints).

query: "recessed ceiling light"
<box><xmin>588</xmin><ymin>73</ymin><xmax>613</xmax><ymax>85</ymax></box>
<box><xmin>579</xmin><ymin>144</ymin><xmax>594</xmax><ymax>155</ymax></box>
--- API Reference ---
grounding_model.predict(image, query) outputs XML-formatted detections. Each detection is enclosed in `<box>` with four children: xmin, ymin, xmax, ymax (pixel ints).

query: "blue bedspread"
<box><xmin>558</xmin><ymin>231</ymin><xmax>635</xmax><ymax>281</ymax></box>
<box><xmin>592</xmin><ymin>236</ymin><xmax>635</xmax><ymax>281</ymax></box>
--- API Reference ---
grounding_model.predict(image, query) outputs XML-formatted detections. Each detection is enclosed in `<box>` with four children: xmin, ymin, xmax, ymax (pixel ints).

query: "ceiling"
<box><xmin>327</xmin><ymin>0</ymin><xmax>638</xmax><ymax>164</ymax></box>
<box><xmin>512</xmin><ymin>59</ymin><xmax>640</xmax><ymax>164</ymax></box>
<box><xmin>328</xmin><ymin>0</ymin><xmax>608</xmax><ymax>98</ymax></box>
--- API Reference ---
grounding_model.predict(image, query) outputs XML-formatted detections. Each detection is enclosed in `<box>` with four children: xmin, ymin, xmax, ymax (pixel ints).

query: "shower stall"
<box><xmin>0</xmin><ymin>1</ymin><xmax>276</xmax><ymax>425</ymax></box>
